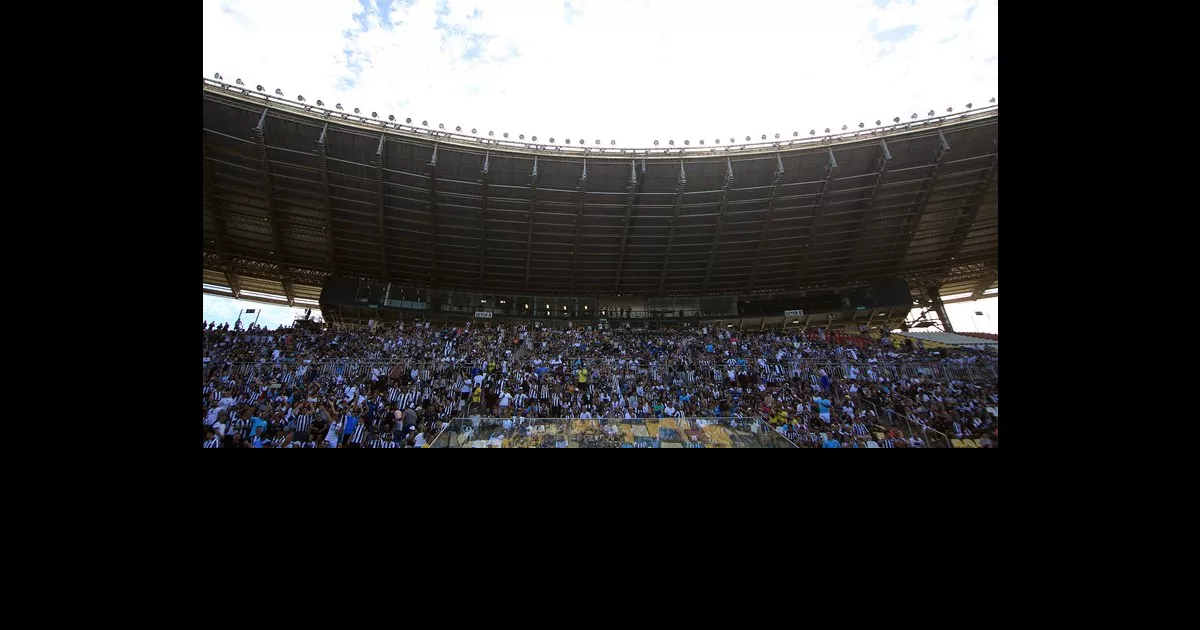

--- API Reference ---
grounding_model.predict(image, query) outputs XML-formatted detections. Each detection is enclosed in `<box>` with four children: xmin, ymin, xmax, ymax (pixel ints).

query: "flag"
<box><xmin>245</xmin><ymin>309</ymin><xmax>256</xmax><ymax>313</ymax></box>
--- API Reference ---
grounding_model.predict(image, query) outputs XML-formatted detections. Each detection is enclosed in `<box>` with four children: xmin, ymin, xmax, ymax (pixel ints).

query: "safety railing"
<box><xmin>204</xmin><ymin>358</ymin><xmax>996</xmax><ymax>384</ymax></box>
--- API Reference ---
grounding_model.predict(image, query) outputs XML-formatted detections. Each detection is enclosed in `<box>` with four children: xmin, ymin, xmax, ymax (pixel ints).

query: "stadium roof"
<box><xmin>203</xmin><ymin>78</ymin><xmax>997</xmax><ymax>305</ymax></box>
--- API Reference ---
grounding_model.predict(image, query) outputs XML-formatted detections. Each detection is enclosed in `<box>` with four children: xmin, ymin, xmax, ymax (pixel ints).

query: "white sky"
<box><xmin>202</xmin><ymin>0</ymin><xmax>997</xmax><ymax>147</ymax></box>
<box><xmin>202</xmin><ymin>0</ymin><xmax>998</xmax><ymax>334</ymax></box>
<box><xmin>204</xmin><ymin>293</ymin><xmax>312</xmax><ymax>329</ymax></box>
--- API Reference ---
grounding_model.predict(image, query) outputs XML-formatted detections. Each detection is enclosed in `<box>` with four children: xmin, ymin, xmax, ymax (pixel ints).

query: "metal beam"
<box><xmin>478</xmin><ymin>151</ymin><xmax>490</xmax><ymax>286</ymax></box>
<box><xmin>971</xmin><ymin>270</ymin><xmax>998</xmax><ymax>299</ymax></box>
<box><xmin>942</xmin><ymin>140</ymin><xmax>997</xmax><ymax>270</ymax></box>
<box><xmin>373</xmin><ymin>133</ymin><xmax>391</xmax><ymax>279</ymax></box>
<box><xmin>314</xmin><ymin>122</ymin><xmax>338</xmax><ymax>272</ymax></box>
<box><xmin>613</xmin><ymin>159</ymin><xmax>643</xmax><ymax>294</ymax></box>
<box><xmin>792</xmin><ymin>149</ymin><xmax>839</xmax><ymax>289</ymax></box>
<box><xmin>890</xmin><ymin>129</ymin><xmax>950</xmax><ymax>270</ymax></box>
<box><xmin>926</xmin><ymin>285</ymin><xmax>954</xmax><ymax>333</ymax></box>
<box><xmin>657</xmin><ymin>160</ymin><xmax>687</xmax><ymax>295</ymax></box>
<box><xmin>946</xmin><ymin>291</ymin><xmax>996</xmax><ymax>305</ymax></box>
<box><xmin>569</xmin><ymin>159</ymin><xmax>588</xmax><ymax>292</ymax></box>
<box><xmin>839</xmin><ymin>139</ymin><xmax>892</xmax><ymax>282</ymax></box>
<box><xmin>428</xmin><ymin>144</ymin><xmax>440</xmax><ymax>285</ymax></box>
<box><xmin>282</xmin><ymin>280</ymin><xmax>296</xmax><ymax>307</ymax></box>
<box><xmin>746</xmin><ymin>152</ymin><xmax>785</xmax><ymax>290</ymax></box>
<box><xmin>203</xmin><ymin>138</ymin><xmax>243</xmax><ymax>298</ymax></box>
<box><xmin>701</xmin><ymin>158</ymin><xmax>735</xmax><ymax>293</ymax></box>
<box><xmin>250</xmin><ymin>108</ymin><xmax>290</xmax><ymax>285</ymax></box>
<box><xmin>523</xmin><ymin>155</ymin><xmax>539</xmax><ymax>287</ymax></box>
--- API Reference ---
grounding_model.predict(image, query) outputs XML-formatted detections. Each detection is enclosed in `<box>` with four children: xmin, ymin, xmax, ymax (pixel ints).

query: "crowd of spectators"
<box><xmin>202</xmin><ymin>318</ymin><xmax>998</xmax><ymax>448</ymax></box>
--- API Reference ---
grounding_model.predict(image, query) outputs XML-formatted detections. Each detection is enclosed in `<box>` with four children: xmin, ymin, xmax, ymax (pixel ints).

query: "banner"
<box><xmin>474</xmin><ymin>311</ymin><xmax>493</xmax><ymax>319</ymax></box>
<box><xmin>784</xmin><ymin>309</ymin><xmax>804</xmax><ymax>317</ymax></box>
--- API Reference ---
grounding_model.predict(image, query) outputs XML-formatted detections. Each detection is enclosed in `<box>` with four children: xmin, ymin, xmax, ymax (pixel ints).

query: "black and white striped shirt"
<box><xmin>370</xmin><ymin>438</ymin><xmax>397</xmax><ymax>449</ymax></box>
<box><xmin>293</xmin><ymin>414</ymin><xmax>313</xmax><ymax>433</ymax></box>
<box><xmin>881</xmin><ymin>438</ymin><xmax>895</xmax><ymax>448</ymax></box>
<box><xmin>349</xmin><ymin>423</ymin><xmax>367</xmax><ymax>445</ymax></box>
<box><xmin>203</xmin><ymin>437</ymin><xmax>222</xmax><ymax>448</ymax></box>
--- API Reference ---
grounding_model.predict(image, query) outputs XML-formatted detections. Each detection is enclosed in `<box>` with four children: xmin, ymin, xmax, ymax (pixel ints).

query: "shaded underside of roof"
<box><xmin>203</xmin><ymin>84</ymin><xmax>997</xmax><ymax>301</ymax></box>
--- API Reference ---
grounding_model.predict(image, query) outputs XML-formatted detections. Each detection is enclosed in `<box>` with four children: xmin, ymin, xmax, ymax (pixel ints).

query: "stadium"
<box><xmin>202</xmin><ymin>75</ymin><xmax>998</xmax><ymax>449</ymax></box>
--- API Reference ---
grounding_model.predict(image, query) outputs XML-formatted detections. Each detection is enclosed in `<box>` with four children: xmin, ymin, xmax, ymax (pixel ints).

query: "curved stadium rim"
<box><xmin>203</xmin><ymin>77</ymin><xmax>998</xmax><ymax>159</ymax></box>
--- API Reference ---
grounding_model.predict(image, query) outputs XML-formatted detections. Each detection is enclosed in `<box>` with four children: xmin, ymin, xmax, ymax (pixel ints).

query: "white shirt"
<box><xmin>413</xmin><ymin>432</ymin><xmax>427</xmax><ymax>447</ymax></box>
<box><xmin>212</xmin><ymin>420</ymin><xmax>226</xmax><ymax>438</ymax></box>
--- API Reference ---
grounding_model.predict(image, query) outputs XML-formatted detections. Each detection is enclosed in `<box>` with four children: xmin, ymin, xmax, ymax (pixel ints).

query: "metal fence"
<box><xmin>204</xmin><ymin>358</ymin><xmax>996</xmax><ymax>385</ymax></box>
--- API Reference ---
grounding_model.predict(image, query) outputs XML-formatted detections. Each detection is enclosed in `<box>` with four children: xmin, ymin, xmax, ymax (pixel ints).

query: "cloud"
<box><xmin>204</xmin><ymin>0</ymin><xmax>997</xmax><ymax>147</ymax></box>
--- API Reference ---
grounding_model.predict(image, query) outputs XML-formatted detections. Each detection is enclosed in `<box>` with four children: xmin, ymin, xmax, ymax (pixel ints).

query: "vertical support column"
<box><xmin>523</xmin><ymin>155</ymin><xmax>539</xmax><ymax>287</ymax></box>
<box><xmin>658</xmin><ymin>159</ymin><xmax>687</xmax><ymax>295</ymax></box>
<box><xmin>373</xmin><ymin>133</ymin><xmax>391</xmax><ymax>278</ymax></box>
<box><xmin>479</xmin><ymin>151</ymin><xmax>490</xmax><ymax>287</ymax></box>
<box><xmin>613</xmin><ymin>159</ymin><xmax>642</xmax><ymax>294</ymax></box>
<box><xmin>927</xmin><ymin>285</ymin><xmax>954</xmax><ymax>333</ymax></box>
<box><xmin>314</xmin><ymin>122</ymin><xmax>339</xmax><ymax>273</ymax></box>
<box><xmin>428</xmin><ymin>144</ymin><xmax>440</xmax><ymax>284</ymax></box>
<box><xmin>701</xmin><ymin>158</ymin><xmax>735</xmax><ymax>293</ymax></box>
<box><xmin>570</xmin><ymin>159</ymin><xmax>588</xmax><ymax>292</ymax></box>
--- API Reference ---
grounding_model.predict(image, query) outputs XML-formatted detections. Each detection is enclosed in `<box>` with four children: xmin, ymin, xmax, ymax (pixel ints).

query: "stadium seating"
<box><xmin>203</xmin><ymin>319</ymin><xmax>998</xmax><ymax>448</ymax></box>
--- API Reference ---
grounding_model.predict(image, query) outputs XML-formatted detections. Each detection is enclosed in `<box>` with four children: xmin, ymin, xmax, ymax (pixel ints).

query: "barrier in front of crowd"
<box><xmin>425</xmin><ymin>416</ymin><xmax>798</xmax><ymax>448</ymax></box>
<box><xmin>204</xmin><ymin>358</ymin><xmax>996</xmax><ymax>385</ymax></box>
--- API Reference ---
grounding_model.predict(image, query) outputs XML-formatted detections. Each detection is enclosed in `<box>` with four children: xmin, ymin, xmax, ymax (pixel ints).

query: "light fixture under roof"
<box><xmin>455</xmin><ymin>125</ymin><xmax>461</xmax><ymax>131</ymax></box>
<box><xmin>297</xmin><ymin>95</ymin><xmax>306</xmax><ymax>102</ymax></box>
<box><xmin>388</xmin><ymin>115</ymin><xmax>395</xmax><ymax>121</ymax></box>
<box><xmin>438</xmin><ymin>123</ymin><xmax>444</xmax><ymax>129</ymax></box>
<box><xmin>965</xmin><ymin>103</ymin><xmax>973</xmax><ymax>109</ymax></box>
<box><xmin>422</xmin><ymin>120</ymin><xmax>428</xmax><ymax>126</ymax></box>
<box><xmin>610</xmin><ymin>140</ymin><xmax>615</xmax><ymax>145</ymax></box>
<box><xmin>256</xmin><ymin>85</ymin><xmax>264</xmax><ymax>92</ymax></box>
<box><xmin>946</xmin><ymin>107</ymin><xmax>953</xmax><ymax>113</ymax></box>
<box><xmin>858</xmin><ymin>122</ymin><xmax>865</xmax><ymax>128</ymax></box>
<box><xmin>214</xmin><ymin>73</ymin><xmax>222</xmax><ymax>80</ymax></box>
<box><xmin>489</xmin><ymin>131</ymin><xmax>494</xmax><ymax>136</ymax></box>
<box><xmin>989</xmin><ymin>97</ymin><xmax>996</xmax><ymax>103</ymax></box>
<box><xmin>761</xmin><ymin>134</ymin><xmax>767</xmax><ymax>140</ymax></box>
<box><xmin>745</xmin><ymin>136</ymin><xmax>751</xmax><ymax>141</ymax></box>
<box><xmin>875</xmin><ymin>120</ymin><xmax>881</xmax><ymax>125</ymax></box>
<box><xmin>317</xmin><ymin>100</ymin><xmax>324</xmax><ymax>106</ymax></box>
<box><xmin>519</xmin><ymin>134</ymin><xmax>524</xmax><ymax>139</ymax></box>
<box><xmin>274</xmin><ymin>88</ymin><xmax>283</xmax><ymax>96</ymax></box>
<box><xmin>336</xmin><ymin>103</ymin><xmax>344</xmax><ymax>110</ymax></box>
<box><xmin>928</xmin><ymin>110</ymin><xmax>935</xmax><ymax>116</ymax></box>
<box><xmin>236</xmin><ymin>78</ymin><xmax>244</xmax><ymax>86</ymax></box>
<box><xmin>654</xmin><ymin>140</ymin><xmax>659</xmax><ymax>146</ymax></box>
<box><xmin>669</xmin><ymin>140</ymin><xmax>674</xmax><ymax>145</ymax></box>
<box><xmin>824</xmin><ymin>128</ymin><xmax>830</xmax><ymax>133</ymax></box>
<box><xmin>841</xmin><ymin>125</ymin><xmax>848</xmax><ymax>131</ymax></box>
<box><xmin>405</xmin><ymin>117</ymin><xmax>411</xmax><ymax>123</ymax></box>
<box><xmin>893</xmin><ymin>117</ymin><xmax>900</xmax><ymax>123</ymax></box>
<box><xmin>550</xmin><ymin>137</ymin><xmax>556</xmax><ymax>143</ymax></box>
<box><xmin>911</xmin><ymin>113</ymin><xmax>918</xmax><ymax>119</ymax></box>
<box><xmin>472</xmin><ymin>128</ymin><xmax>478</xmax><ymax>134</ymax></box>
<box><xmin>354</xmin><ymin>108</ymin><xmax>361</xmax><ymax>114</ymax></box>
<box><xmin>371</xmin><ymin>111</ymin><xmax>378</xmax><ymax>118</ymax></box>
<box><xmin>810</xmin><ymin>130</ymin><xmax>816</xmax><ymax>135</ymax></box>
<box><xmin>531</xmin><ymin>136</ymin><xmax>537</xmax><ymax>141</ymax></box>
